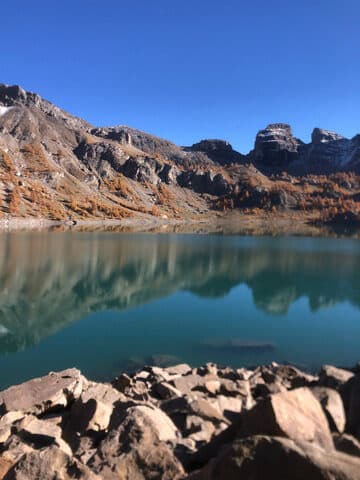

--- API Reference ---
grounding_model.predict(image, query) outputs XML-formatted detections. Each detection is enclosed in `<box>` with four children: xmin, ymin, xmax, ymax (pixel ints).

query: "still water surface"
<box><xmin>0</xmin><ymin>232</ymin><xmax>359</xmax><ymax>389</ymax></box>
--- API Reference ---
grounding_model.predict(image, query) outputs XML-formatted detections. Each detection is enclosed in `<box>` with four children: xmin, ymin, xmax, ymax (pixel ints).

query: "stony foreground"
<box><xmin>1</xmin><ymin>362</ymin><xmax>360</xmax><ymax>479</ymax></box>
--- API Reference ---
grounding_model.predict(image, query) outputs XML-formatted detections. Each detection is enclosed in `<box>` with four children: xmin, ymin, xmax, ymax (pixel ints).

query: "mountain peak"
<box><xmin>311</xmin><ymin>128</ymin><xmax>346</xmax><ymax>145</ymax></box>
<box><xmin>0</xmin><ymin>84</ymin><xmax>39</xmax><ymax>107</ymax></box>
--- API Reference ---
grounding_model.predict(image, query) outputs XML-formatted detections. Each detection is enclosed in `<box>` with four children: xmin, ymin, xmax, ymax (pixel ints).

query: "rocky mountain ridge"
<box><xmin>1</xmin><ymin>83</ymin><xmax>360</xmax><ymax>223</ymax></box>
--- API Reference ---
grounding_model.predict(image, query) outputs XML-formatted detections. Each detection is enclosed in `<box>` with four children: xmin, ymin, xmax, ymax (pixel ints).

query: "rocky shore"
<box><xmin>0</xmin><ymin>362</ymin><xmax>360</xmax><ymax>479</ymax></box>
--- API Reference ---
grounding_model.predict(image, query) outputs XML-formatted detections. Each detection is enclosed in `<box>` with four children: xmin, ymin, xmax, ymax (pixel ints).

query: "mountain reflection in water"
<box><xmin>0</xmin><ymin>232</ymin><xmax>359</xmax><ymax>356</ymax></box>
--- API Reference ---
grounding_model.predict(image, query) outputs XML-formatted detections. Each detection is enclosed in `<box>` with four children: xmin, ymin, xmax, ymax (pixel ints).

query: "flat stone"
<box><xmin>172</xmin><ymin>374</ymin><xmax>204</xmax><ymax>394</ymax></box>
<box><xmin>0</xmin><ymin>369</ymin><xmax>85</xmax><ymax>415</ymax></box>
<box><xmin>135</xmin><ymin>370</ymin><xmax>150</xmax><ymax>380</ymax></box>
<box><xmin>319</xmin><ymin>365</ymin><xmax>354</xmax><ymax>390</ymax></box>
<box><xmin>239</xmin><ymin>387</ymin><xmax>334</xmax><ymax>450</ymax></box>
<box><xmin>164</xmin><ymin>363</ymin><xmax>192</xmax><ymax>376</ymax></box>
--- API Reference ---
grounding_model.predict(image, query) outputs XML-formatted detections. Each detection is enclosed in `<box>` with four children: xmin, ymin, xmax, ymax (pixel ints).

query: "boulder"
<box><xmin>209</xmin><ymin>395</ymin><xmax>242</xmax><ymax>422</ymax></box>
<box><xmin>0</xmin><ymin>369</ymin><xmax>84</xmax><ymax>415</ymax></box>
<box><xmin>126</xmin><ymin>405</ymin><xmax>179</xmax><ymax>442</ymax></box>
<box><xmin>15</xmin><ymin>415</ymin><xmax>72</xmax><ymax>456</ymax></box>
<box><xmin>88</xmin><ymin>406</ymin><xmax>184</xmax><ymax>480</ymax></box>
<box><xmin>112</xmin><ymin>373</ymin><xmax>132</xmax><ymax>393</ymax></box>
<box><xmin>239</xmin><ymin>387</ymin><xmax>334</xmax><ymax>450</ymax></box>
<box><xmin>69</xmin><ymin>382</ymin><xmax>123</xmax><ymax>433</ymax></box>
<box><xmin>311</xmin><ymin>387</ymin><xmax>346</xmax><ymax>433</ymax></box>
<box><xmin>4</xmin><ymin>445</ymin><xmax>99</xmax><ymax>479</ymax></box>
<box><xmin>271</xmin><ymin>364</ymin><xmax>317</xmax><ymax>389</ymax></box>
<box><xmin>186</xmin><ymin>415</ymin><xmax>216</xmax><ymax>444</ymax></box>
<box><xmin>172</xmin><ymin>374</ymin><xmax>206</xmax><ymax>394</ymax></box>
<box><xmin>154</xmin><ymin>381</ymin><xmax>182</xmax><ymax>399</ymax></box>
<box><xmin>319</xmin><ymin>365</ymin><xmax>354</xmax><ymax>390</ymax></box>
<box><xmin>188</xmin><ymin>435</ymin><xmax>360</xmax><ymax>480</ymax></box>
<box><xmin>0</xmin><ymin>412</ymin><xmax>25</xmax><ymax>444</ymax></box>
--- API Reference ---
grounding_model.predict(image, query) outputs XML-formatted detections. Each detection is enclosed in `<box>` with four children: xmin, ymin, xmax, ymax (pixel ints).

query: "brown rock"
<box><xmin>219</xmin><ymin>379</ymin><xmax>251</xmax><ymax>398</ymax></box>
<box><xmin>271</xmin><ymin>364</ymin><xmax>317</xmax><ymax>389</ymax></box>
<box><xmin>187</xmin><ymin>417</ymin><xmax>216</xmax><ymax>444</ymax></box>
<box><xmin>0</xmin><ymin>457</ymin><xmax>14</xmax><ymax>479</ymax></box>
<box><xmin>16</xmin><ymin>415</ymin><xmax>72</xmax><ymax>456</ymax></box>
<box><xmin>112</xmin><ymin>373</ymin><xmax>132</xmax><ymax>393</ymax></box>
<box><xmin>1</xmin><ymin>435</ymin><xmax>34</xmax><ymax>465</ymax></box>
<box><xmin>172</xmin><ymin>374</ymin><xmax>204</xmax><ymax>394</ymax></box>
<box><xmin>188</xmin><ymin>435</ymin><xmax>360</xmax><ymax>480</ymax></box>
<box><xmin>0</xmin><ymin>369</ymin><xmax>84</xmax><ymax>415</ymax></box>
<box><xmin>189</xmin><ymin>398</ymin><xmax>225</xmax><ymax>423</ymax></box>
<box><xmin>252</xmin><ymin>380</ymin><xmax>286</xmax><ymax>398</ymax></box>
<box><xmin>239</xmin><ymin>387</ymin><xmax>334</xmax><ymax>450</ymax></box>
<box><xmin>203</xmin><ymin>380</ymin><xmax>220</xmax><ymax>395</ymax></box>
<box><xmin>319</xmin><ymin>365</ymin><xmax>354</xmax><ymax>390</ymax></box>
<box><xmin>0</xmin><ymin>412</ymin><xmax>25</xmax><ymax>430</ymax></box>
<box><xmin>127</xmin><ymin>405</ymin><xmax>179</xmax><ymax>441</ymax></box>
<box><xmin>5</xmin><ymin>445</ymin><xmax>99</xmax><ymax>479</ymax></box>
<box><xmin>164</xmin><ymin>363</ymin><xmax>192</xmax><ymax>376</ymax></box>
<box><xmin>155</xmin><ymin>381</ymin><xmax>182</xmax><ymax>399</ymax></box>
<box><xmin>89</xmin><ymin>406</ymin><xmax>184</xmax><ymax>480</ymax></box>
<box><xmin>70</xmin><ymin>382</ymin><xmax>123</xmax><ymax>433</ymax></box>
<box><xmin>311</xmin><ymin>386</ymin><xmax>346</xmax><ymax>433</ymax></box>
<box><xmin>209</xmin><ymin>395</ymin><xmax>242</xmax><ymax>421</ymax></box>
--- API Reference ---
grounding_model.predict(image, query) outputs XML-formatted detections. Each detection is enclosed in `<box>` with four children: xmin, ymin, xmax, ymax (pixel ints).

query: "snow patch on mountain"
<box><xmin>0</xmin><ymin>106</ymin><xmax>12</xmax><ymax>117</ymax></box>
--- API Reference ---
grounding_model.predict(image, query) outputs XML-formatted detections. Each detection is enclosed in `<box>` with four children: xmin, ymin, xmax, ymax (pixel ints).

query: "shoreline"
<box><xmin>0</xmin><ymin>211</ymin><xmax>359</xmax><ymax>237</ymax></box>
<box><xmin>0</xmin><ymin>361</ymin><xmax>359</xmax><ymax>478</ymax></box>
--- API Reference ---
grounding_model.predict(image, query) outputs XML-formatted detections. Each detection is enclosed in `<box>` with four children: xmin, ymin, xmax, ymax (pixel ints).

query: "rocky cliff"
<box><xmin>1</xmin><ymin>83</ymin><xmax>360</xmax><ymax>223</ymax></box>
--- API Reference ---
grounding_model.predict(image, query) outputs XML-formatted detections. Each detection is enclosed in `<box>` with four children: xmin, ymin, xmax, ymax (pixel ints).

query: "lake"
<box><xmin>0</xmin><ymin>231</ymin><xmax>359</xmax><ymax>390</ymax></box>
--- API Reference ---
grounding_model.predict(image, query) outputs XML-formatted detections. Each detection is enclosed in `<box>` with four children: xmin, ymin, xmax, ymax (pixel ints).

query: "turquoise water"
<box><xmin>0</xmin><ymin>232</ymin><xmax>359</xmax><ymax>389</ymax></box>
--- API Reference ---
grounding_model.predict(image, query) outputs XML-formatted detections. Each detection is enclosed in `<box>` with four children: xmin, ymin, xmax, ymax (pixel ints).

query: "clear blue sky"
<box><xmin>1</xmin><ymin>0</ymin><xmax>359</xmax><ymax>153</ymax></box>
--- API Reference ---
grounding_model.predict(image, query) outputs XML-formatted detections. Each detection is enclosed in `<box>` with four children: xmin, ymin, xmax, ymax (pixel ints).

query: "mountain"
<box><xmin>249</xmin><ymin>123</ymin><xmax>360</xmax><ymax>175</ymax></box>
<box><xmin>1</xmin><ymin>83</ymin><xmax>360</xmax><ymax>224</ymax></box>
